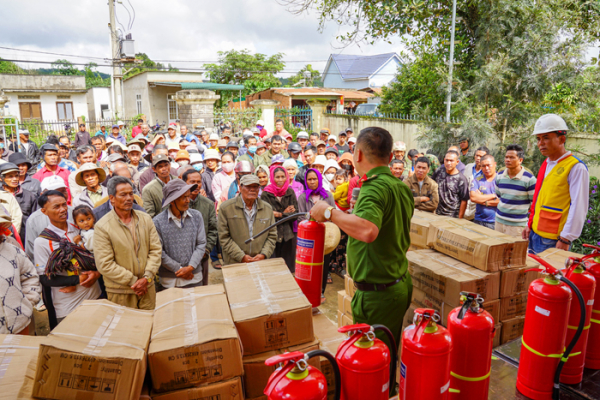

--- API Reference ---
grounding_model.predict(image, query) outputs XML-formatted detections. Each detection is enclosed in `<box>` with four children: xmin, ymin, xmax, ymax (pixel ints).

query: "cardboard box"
<box><xmin>242</xmin><ymin>339</ymin><xmax>320</xmax><ymax>399</ymax></box>
<box><xmin>337</xmin><ymin>311</ymin><xmax>353</xmax><ymax>328</ymax></box>
<box><xmin>499</xmin><ymin>292</ymin><xmax>528</xmax><ymax>321</ymax></box>
<box><xmin>536</xmin><ymin>248</ymin><xmax>585</xmax><ymax>270</ymax></box>
<box><xmin>402</xmin><ymin>303</ymin><xmax>418</xmax><ymax>330</ymax></box>
<box><xmin>222</xmin><ymin>258</ymin><xmax>314</xmax><ymax>356</ymax></box>
<box><xmin>312</xmin><ymin>312</ymin><xmax>347</xmax><ymax>400</ymax></box>
<box><xmin>337</xmin><ymin>290</ymin><xmax>352</xmax><ymax>318</ymax></box>
<box><xmin>32</xmin><ymin>300</ymin><xmax>153</xmax><ymax>400</ymax></box>
<box><xmin>148</xmin><ymin>285</ymin><xmax>243</xmax><ymax>393</ymax></box>
<box><xmin>493</xmin><ymin>323</ymin><xmax>502</xmax><ymax>348</ymax></box>
<box><xmin>411</xmin><ymin>287</ymin><xmax>500</xmax><ymax>325</ymax></box>
<box><xmin>426</xmin><ymin>218</ymin><xmax>528</xmax><ymax>271</ymax></box>
<box><xmin>0</xmin><ymin>334</ymin><xmax>44</xmax><ymax>400</ymax></box>
<box><xmin>344</xmin><ymin>274</ymin><xmax>356</xmax><ymax>298</ymax></box>
<box><xmin>501</xmin><ymin>316</ymin><xmax>525</xmax><ymax>344</ymax></box>
<box><xmin>410</xmin><ymin>210</ymin><xmax>450</xmax><ymax>249</ymax></box>
<box><xmin>151</xmin><ymin>377</ymin><xmax>243</xmax><ymax>400</ymax></box>
<box><xmin>500</xmin><ymin>259</ymin><xmax>542</xmax><ymax>297</ymax></box>
<box><xmin>408</xmin><ymin>249</ymin><xmax>500</xmax><ymax>307</ymax></box>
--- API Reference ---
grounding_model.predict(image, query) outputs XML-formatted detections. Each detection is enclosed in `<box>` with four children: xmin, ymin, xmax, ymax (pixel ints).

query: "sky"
<box><xmin>0</xmin><ymin>0</ymin><xmax>404</xmax><ymax>78</ymax></box>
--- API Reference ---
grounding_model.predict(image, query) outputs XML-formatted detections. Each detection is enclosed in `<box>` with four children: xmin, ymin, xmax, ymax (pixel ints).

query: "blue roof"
<box><xmin>329</xmin><ymin>53</ymin><xmax>398</xmax><ymax>80</ymax></box>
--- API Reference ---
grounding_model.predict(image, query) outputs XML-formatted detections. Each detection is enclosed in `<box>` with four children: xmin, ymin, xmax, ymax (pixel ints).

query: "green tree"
<box><xmin>123</xmin><ymin>53</ymin><xmax>179</xmax><ymax>79</ymax></box>
<box><xmin>286</xmin><ymin>64</ymin><xmax>323</xmax><ymax>87</ymax></box>
<box><xmin>0</xmin><ymin>58</ymin><xmax>25</xmax><ymax>74</ymax></box>
<box><xmin>84</xmin><ymin>62</ymin><xmax>110</xmax><ymax>88</ymax></box>
<box><xmin>51</xmin><ymin>59</ymin><xmax>82</xmax><ymax>76</ymax></box>
<box><xmin>204</xmin><ymin>50</ymin><xmax>285</xmax><ymax>101</ymax></box>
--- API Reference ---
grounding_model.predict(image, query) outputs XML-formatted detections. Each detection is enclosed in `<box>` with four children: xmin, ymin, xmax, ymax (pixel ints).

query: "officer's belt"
<box><xmin>354</xmin><ymin>273</ymin><xmax>406</xmax><ymax>292</ymax></box>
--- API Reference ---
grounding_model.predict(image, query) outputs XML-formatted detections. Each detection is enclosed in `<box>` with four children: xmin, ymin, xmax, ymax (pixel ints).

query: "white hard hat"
<box><xmin>209</xmin><ymin>133</ymin><xmax>220</xmax><ymax>141</ymax></box>
<box><xmin>393</xmin><ymin>141</ymin><xmax>406</xmax><ymax>151</ymax></box>
<box><xmin>532</xmin><ymin>114</ymin><xmax>569</xmax><ymax>135</ymax></box>
<box><xmin>328</xmin><ymin>135</ymin><xmax>337</xmax><ymax>142</ymax></box>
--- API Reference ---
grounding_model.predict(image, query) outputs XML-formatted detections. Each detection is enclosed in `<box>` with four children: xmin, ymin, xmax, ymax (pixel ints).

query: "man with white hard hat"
<box><xmin>524</xmin><ymin>114</ymin><xmax>589</xmax><ymax>253</ymax></box>
<box><xmin>393</xmin><ymin>141</ymin><xmax>406</xmax><ymax>161</ymax></box>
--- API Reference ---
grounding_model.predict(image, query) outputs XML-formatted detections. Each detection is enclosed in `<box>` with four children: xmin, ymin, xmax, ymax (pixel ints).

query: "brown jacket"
<box><xmin>94</xmin><ymin>209</ymin><xmax>162</xmax><ymax>294</ymax></box>
<box><xmin>218</xmin><ymin>195</ymin><xmax>277</xmax><ymax>265</ymax></box>
<box><xmin>403</xmin><ymin>174</ymin><xmax>439</xmax><ymax>212</ymax></box>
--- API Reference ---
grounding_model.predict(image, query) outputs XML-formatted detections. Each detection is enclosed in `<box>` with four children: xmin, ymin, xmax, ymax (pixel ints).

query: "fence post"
<box><xmin>306</xmin><ymin>100</ymin><xmax>331</xmax><ymax>133</ymax></box>
<box><xmin>175</xmin><ymin>89</ymin><xmax>221</xmax><ymax>132</ymax></box>
<box><xmin>250</xmin><ymin>100</ymin><xmax>280</xmax><ymax>134</ymax></box>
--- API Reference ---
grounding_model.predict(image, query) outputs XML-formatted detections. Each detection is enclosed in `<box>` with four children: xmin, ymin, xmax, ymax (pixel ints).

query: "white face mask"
<box><xmin>325</xmin><ymin>173</ymin><xmax>335</xmax><ymax>182</ymax></box>
<box><xmin>221</xmin><ymin>162</ymin><xmax>234</xmax><ymax>173</ymax></box>
<box><xmin>177</xmin><ymin>160</ymin><xmax>189</xmax><ymax>167</ymax></box>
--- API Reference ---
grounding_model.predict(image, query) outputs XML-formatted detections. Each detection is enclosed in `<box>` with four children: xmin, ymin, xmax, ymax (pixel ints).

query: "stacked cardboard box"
<box><xmin>148</xmin><ymin>284</ymin><xmax>244</xmax><ymax>397</ymax></box>
<box><xmin>337</xmin><ymin>290</ymin><xmax>353</xmax><ymax>328</ymax></box>
<box><xmin>535</xmin><ymin>248</ymin><xmax>586</xmax><ymax>270</ymax></box>
<box><xmin>32</xmin><ymin>299</ymin><xmax>154</xmax><ymax>400</ymax></box>
<box><xmin>410</xmin><ymin>210</ymin><xmax>451</xmax><ymax>249</ymax></box>
<box><xmin>222</xmin><ymin>258</ymin><xmax>316</xmax><ymax>399</ymax></box>
<box><xmin>0</xmin><ymin>334</ymin><xmax>44</xmax><ymax>400</ymax></box>
<box><xmin>313</xmin><ymin>311</ymin><xmax>347</xmax><ymax>400</ymax></box>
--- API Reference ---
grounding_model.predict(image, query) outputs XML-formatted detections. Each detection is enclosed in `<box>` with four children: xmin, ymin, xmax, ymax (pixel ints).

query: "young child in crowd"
<box><xmin>333</xmin><ymin>169</ymin><xmax>350</xmax><ymax>211</ymax></box>
<box><xmin>59</xmin><ymin>205</ymin><xmax>96</xmax><ymax>294</ymax></box>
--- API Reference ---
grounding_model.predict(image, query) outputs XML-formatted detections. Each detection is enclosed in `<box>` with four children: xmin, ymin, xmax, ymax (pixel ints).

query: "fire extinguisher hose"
<box><xmin>244</xmin><ymin>212</ymin><xmax>310</xmax><ymax>244</ymax></box>
<box><xmin>372</xmin><ymin>324</ymin><xmax>398</xmax><ymax>397</ymax></box>
<box><xmin>306</xmin><ymin>350</ymin><xmax>341</xmax><ymax>400</ymax></box>
<box><xmin>552</xmin><ymin>276</ymin><xmax>586</xmax><ymax>400</ymax></box>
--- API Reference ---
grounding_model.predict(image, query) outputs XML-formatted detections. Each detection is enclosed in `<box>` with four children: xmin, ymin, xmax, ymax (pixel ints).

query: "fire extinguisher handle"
<box><xmin>265</xmin><ymin>351</ymin><xmax>305</xmax><ymax>366</ymax></box>
<box><xmin>528</xmin><ymin>254</ymin><xmax>560</xmax><ymax>275</ymax></box>
<box><xmin>372</xmin><ymin>324</ymin><xmax>398</xmax><ymax>398</ymax></box>
<box><xmin>337</xmin><ymin>323</ymin><xmax>371</xmax><ymax>334</ymax></box>
<box><xmin>306</xmin><ymin>350</ymin><xmax>341</xmax><ymax>400</ymax></box>
<box><xmin>583</xmin><ymin>243</ymin><xmax>600</xmax><ymax>252</ymax></box>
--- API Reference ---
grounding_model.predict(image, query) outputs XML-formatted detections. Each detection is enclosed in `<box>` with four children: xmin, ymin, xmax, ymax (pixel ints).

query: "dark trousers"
<box><xmin>201</xmin><ymin>255</ymin><xmax>209</xmax><ymax>286</ymax></box>
<box><xmin>272</xmin><ymin>237</ymin><xmax>297</xmax><ymax>273</ymax></box>
<box><xmin>322</xmin><ymin>253</ymin><xmax>331</xmax><ymax>295</ymax></box>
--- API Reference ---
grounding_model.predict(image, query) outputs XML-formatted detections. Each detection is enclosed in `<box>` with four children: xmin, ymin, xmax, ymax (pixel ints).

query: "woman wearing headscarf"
<box><xmin>322</xmin><ymin>159</ymin><xmax>341</xmax><ymax>192</ymax></box>
<box><xmin>260</xmin><ymin>165</ymin><xmax>299</xmax><ymax>273</ymax></box>
<box><xmin>256</xmin><ymin>165</ymin><xmax>270</xmax><ymax>196</ymax></box>
<box><xmin>297</xmin><ymin>169</ymin><xmax>336</xmax><ymax>298</ymax></box>
<box><xmin>283</xmin><ymin>159</ymin><xmax>304</xmax><ymax>199</ymax></box>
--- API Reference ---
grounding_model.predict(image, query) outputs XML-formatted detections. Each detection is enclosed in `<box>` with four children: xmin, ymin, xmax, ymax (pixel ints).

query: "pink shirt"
<box><xmin>211</xmin><ymin>171</ymin><xmax>236</xmax><ymax>206</ymax></box>
<box><xmin>32</xmin><ymin>165</ymin><xmax>72</xmax><ymax>204</ymax></box>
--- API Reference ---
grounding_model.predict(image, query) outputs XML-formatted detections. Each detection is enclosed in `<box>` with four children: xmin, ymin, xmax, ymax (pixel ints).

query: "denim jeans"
<box><xmin>475</xmin><ymin>219</ymin><xmax>496</xmax><ymax>230</ymax></box>
<box><xmin>528</xmin><ymin>231</ymin><xmax>560</xmax><ymax>254</ymax></box>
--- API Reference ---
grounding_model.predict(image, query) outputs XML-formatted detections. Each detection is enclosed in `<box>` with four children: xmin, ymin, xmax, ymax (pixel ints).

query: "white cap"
<box><xmin>128</xmin><ymin>144</ymin><xmax>142</xmax><ymax>153</ymax></box>
<box><xmin>204</xmin><ymin>149</ymin><xmax>221</xmax><ymax>161</ymax></box>
<box><xmin>41</xmin><ymin>175</ymin><xmax>67</xmax><ymax>191</ymax></box>
<box><xmin>168</xmin><ymin>142</ymin><xmax>180</xmax><ymax>151</ymax></box>
<box><xmin>324</xmin><ymin>159</ymin><xmax>341</xmax><ymax>172</ymax></box>
<box><xmin>348</xmin><ymin>137</ymin><xmax>356</xmax><ymax>144</ymax></box>
<box><xmin>256</xmin><ymin>120</ymin><xmax>265</xmax><ymax>126</ymax></box>
<box><xmin>209</xmin><ymin>133</ymin><xmax>220</xmax><ymax>141</ymax></box>
<box><xmin>297</xmin><ymin>131</ymin><xmax>309</xmax><ymax>139</ymax></box>
<box><xmin>190</xmin><ymin>153</ymin><xmax>203</xmax><ymax>164</ymax></box>
<box><xmin>532</xmin><ymin>114</ymin><xmax>569</xmax><ymax>135</ymax></box>
<box><xmin>117</xmin><ymin>120</ymin><xmax>124</xmax><ymax>126</ymax></box>
<box><xmin>328</xmin><ymin>135</ymin><xmax>337</xmax><ymax>142</ymax></box>
<box><xmin>313</xmin><ymin>155</ymin><xmax>327</xmax><ymax>167</ymax></box>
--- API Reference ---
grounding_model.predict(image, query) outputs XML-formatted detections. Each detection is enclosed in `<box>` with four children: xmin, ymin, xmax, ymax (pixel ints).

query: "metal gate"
<box><xmin>275</xmin><ymin>107</ymin><xmax>313</xmax><ymax>132</ymax></box>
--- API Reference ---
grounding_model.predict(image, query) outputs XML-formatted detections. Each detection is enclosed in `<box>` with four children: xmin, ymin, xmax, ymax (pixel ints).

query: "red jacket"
<box><xmin>346</xmin><ymin>174</ymin><xmax>363</xmax><ymax>205</ymax></box>
<box><xmin>32</xmin><ymin>166</ymin><xmax>72</xmax><ymax>204</ymax></box>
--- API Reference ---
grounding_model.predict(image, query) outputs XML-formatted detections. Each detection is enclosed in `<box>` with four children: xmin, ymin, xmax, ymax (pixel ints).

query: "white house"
<box><xmin>322</xmin><ymin>53</ymin><xmax>401</xmax><ymax>90</ymax></box>
<box><xmin>0</xmin><ymin>74</ymin><xmax>89</xmax><ymax>122</ymax></box>
<box><xmin>86</xmin><ymin>87</ymin><xmax>113</xmax><ymax>120</ymax></box>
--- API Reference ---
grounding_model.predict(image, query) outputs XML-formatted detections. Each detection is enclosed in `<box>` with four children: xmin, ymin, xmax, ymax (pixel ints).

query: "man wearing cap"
<box><xmin>174</xmin><ymin>150</ymin><xmax>191</xmax><ymax>169</ymax></box>
<box><xmin>9</xmin><ymin>152</ymin><xmax>40</xmax><ymax>196</ymax></box>
<box><xmin>256</xmin><ymin>120</ymin><xmax>268</xmax><ymax>138</ymax></box>
<box><xmin>73</xmin><ymin>163</ymin><xmax>108</xmax><ymax>209</ymax></box>
<box><xmin>345</xmin><ymin>127</ymin><xmax>354</xmax><ymax>138</ymax></box>
<box><xmin>95</xmin><ymin>124</ymin><xmax>107</xmax><ymax>137</ymax></box>
<box><xmin>165</xmin><ymin>124</ymin><xmax>180</xmax><ymax>148</ymax></box>
<box><xmin>297</xmin><ymin>131</ymin><xmax>310</xmax><ymax>151</ymax></box>
<box><xmin>142</xmin><ymin>154</ymin><xmax>176</xmax><ymax>218</ymax></box>
<box><xmin>139</xmin><ymin>145</ymin><xmax>178</xmax><ymax>192</ymax></box>
<box><xmin>0</xmin><ymin>163</ymin><xmax>36</xmax><ymax>240</ymax></box>
<box><xmin>153</xmin><ymin>179</ymin><xmax>207</xmax><ymax>289</ymax></box>
<box><xmin>94</xmin><ymin>176</ymin><xmax>161</xmax><ymax>309</ymax></box>
<box><xmin>74</xmin><ymin>123</ymin><xmax>91</xmax><ymax>147</ymax></box>
<box><xmin>320</xmin><ymin>129</ymin><xmax>330</xmax><ymax>142</ymax></box>
<box><xmin>109</xmin><ymin>124</ymin><xmax>126</xmax><ymax>145</ymax></box>
<box><xmin>208</xmin><ymin>133</ymin><xmax>219</xmax><ymax>150</ymax></box>
<box><xmin>524</xmin><ymin>114</ymin><xmax>589</xmax><ymax>252</ymax></box>
<box><xmin>127</xmin><ymin>142</ymin><xmax>149</xmax><ymax>172</ymax></box>
<box><xmin>327</xmin><ymin>135</ymin><xmax>337</xmax><ymax>149</ymax></box>
<box><xmin>288</xmin><ymin>143</ymin><xmax>304</xmax><ymax>168</ymax></box>
<box><xmin>9</xmin><ymin>129</ymin><xmax>39</xmax><ymax>164</ymax></box>
<box><xmin>33</xmin><ymin>144</ymin><xmax>72</xmax><ymax>204</ymax></box>
<box><xmin>348</xmin><ymin>137</ymin><xmax>356</xmax><ymax>154</ymax></box>
<box><xmin>316</xmin><ymin>140</ymin><xmax>327</xmax><ymax>156</ymax></box>
<box><xmin>335</xmin><ymin>131</ymin><xmax>350</xmax><ymax>155</ymax></box>
<box><xmin>325</xmin><ymin>147</ymin><xmax>339</xmax><ymax>161</ymax></box>
<box><xmin>392</xmin><ymin>141</ymin><xmax>406</xmax><ymax>162</ymax></box>
<box><xmin>218</xmin><ymin>174</ymin><xmax>277</xmax><ymax>265</ymax></box>
<box><xmin>226</xmin><ymin>141</ymin><xmax>239</xmax><ymax>158</ymax></box>
<box><xmin>132</xmin><ymin>119</ymin><xmax>144</xmax><ymax>138</ymax></box>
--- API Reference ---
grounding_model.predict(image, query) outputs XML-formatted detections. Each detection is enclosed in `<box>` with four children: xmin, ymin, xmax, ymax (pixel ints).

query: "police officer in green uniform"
<box><xmin>310</xmin><ymin>127</ymin><xmax>415</xmax><ymax>350</ymax></box>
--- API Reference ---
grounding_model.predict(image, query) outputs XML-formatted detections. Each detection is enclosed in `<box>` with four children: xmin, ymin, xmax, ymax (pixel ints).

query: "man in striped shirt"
<box><xmin>494</xmin><ymin>144</ymin><xmax>537</xmax><ymax>236</ymax></box>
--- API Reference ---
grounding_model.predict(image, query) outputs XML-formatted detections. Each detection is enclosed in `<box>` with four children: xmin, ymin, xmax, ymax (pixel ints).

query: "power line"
<box><xmin>0</xmin><ymin>46</ymin><xmax>107</xmax><ymax>61</ymax></box>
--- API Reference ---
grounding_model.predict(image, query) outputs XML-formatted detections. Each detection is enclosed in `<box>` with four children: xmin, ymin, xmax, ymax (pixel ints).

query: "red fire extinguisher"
<box><xmin>580</xmin><ymin>244</ymin><xmax>600</xmax><ymax>369</ymax></box>
<box><xmin>448</xmin><ymin>292</ymin><xmax>495</xmax><ymax>400</ymax></box>
<box><xmin>335</xmin><ymin>323</ymin><xmax>397</xmax><ymax>400</ymax></box>
<box><xmin>400</xmin><ymin>308</ymin><xmax>453</xmax><ymax>400</ymax></box>
<box><xmin>264</xmin><ymin>350</ymin><xmax>341</xmax><ymax>400</ymax></box>
<box><xmin>559</xmin><ymin>256</ymin><xmax>596</xmax><ymax>384</ymax></box>
<box><xmin>295</xmin><ymin>219</ymin><xmax>326</xmax><ymax>308</ymax></box>
<box><xmin>517</xmin><ymin>254</ymin><xmax>586</xmax><ymax>400</ymax></box>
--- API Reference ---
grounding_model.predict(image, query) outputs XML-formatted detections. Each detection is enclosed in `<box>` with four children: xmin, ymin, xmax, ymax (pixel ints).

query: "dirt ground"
<box><xmin>33</xmin><ymin>260</ymin><xmax>342</xmax><ymax>336</ymax></box>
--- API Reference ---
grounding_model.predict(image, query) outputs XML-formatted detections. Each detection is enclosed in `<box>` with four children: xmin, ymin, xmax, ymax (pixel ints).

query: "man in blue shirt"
<box><xmin>469</xmin><ymin>154</ymin><xmax>499</xmax><ymax>229</ymax></box>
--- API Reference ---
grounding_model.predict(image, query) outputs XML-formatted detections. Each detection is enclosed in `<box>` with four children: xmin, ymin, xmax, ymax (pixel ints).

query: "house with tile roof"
<box><xmin>322</xmin><ymin>53</ymin><xmax>401</xmax><ymax>90</ymax></box>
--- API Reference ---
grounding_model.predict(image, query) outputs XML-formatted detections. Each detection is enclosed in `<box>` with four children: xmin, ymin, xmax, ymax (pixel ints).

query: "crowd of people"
<box><xmin>0</xmin><ymin>113</ymin><xmax>589</xmax><ymax>337</ymax></box>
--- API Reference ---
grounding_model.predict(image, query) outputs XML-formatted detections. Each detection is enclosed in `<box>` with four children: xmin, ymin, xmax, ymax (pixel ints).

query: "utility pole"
<box><xmin>108</xmin><ymin>0</ymin><xmax>124</xmax><ymax>118</ymax></box>
<box><xmin>445</xmin><ymin>0</ymin><xmax>457</xmax><ymax>123</ymax></box>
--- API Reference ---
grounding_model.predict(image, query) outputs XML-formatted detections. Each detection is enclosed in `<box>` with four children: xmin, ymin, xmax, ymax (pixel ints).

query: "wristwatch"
<box><xmin>324</xmin><ymin>206</ymin><xmax>335</xmax><ymax>221</ymax></box>
<box><xmin>146</xmin><ymin>276</ymin><xmax>153</xmax><ymax>284</ymax></box>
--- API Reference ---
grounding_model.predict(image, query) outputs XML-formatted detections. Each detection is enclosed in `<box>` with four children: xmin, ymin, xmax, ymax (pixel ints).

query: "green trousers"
<box><xmin>351</xmin><ymin>274</ymin><xmax>413</xmax><ymax>353</ymax></box>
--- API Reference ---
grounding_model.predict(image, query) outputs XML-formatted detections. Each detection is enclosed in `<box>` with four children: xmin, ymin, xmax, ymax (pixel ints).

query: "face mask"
<box><xmin>342</xmin><ymin>164</ymin><xmax>352</xmax><ymax>171</ymax></box>
<box><xmin>325</xmin><ymin>173</ymin><xmax>335</xmax><ymax>182</ymax></box>
<box><xmin>0</xmin><ymin>144</ymin><xmax>4</xmax><ymax>149</ymax></box>
<box><xmin>177</xmin><ymin>160</ymin><xmax>190</xmax><ymax>168</ymax></box>
<box><xmin>193</xmin><ymin>163</ymin><xmax>203</xmax><ymax>172</ymax></box>
<box><xmin>222</xmin><ymin>162</ymin><xmax>234</xmax><ymax>173</ymax></box>
<box><xmin>248</xmin><ymin>146</ymin><xmax>257</xmax><ymax>154</ymax></box>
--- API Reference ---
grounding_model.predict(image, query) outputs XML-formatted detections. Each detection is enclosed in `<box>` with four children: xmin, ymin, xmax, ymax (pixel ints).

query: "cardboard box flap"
<box><xmin>242</xmin><ymin>339</ymin><xmax>320</xmax><ymax>364</ymax></box>
<box><xmin>223</xmin><ymin>259</ymin><xmax>311</xmax><ymax>321</ymax></box>
<box><xmin>431</xmin><ymin>218</ymin><xmax>526</xmax><ymax>245</ymax></box>
<box><xmin>149</xmin><ymin>284</ymin><xmax>239</xmax><ymax>355</ymax></box>
<box><xmin>408</xmin><ymin>249</ymin><xmax>493</xmax><ymax>282</ymax></box>
<box><xmin>0</xmin><ymin>335</ymin><xmax>44</xmax><ymax>400</ymax></box>
<box><xmin>536</xmin><ymin>248</ymin><xmax>584</xmax><ymax>270</ymax></box>
<box><xmin>41</xmin><ymin>299</ymin><xmax>152</xmax><ymax>360</ymax></box>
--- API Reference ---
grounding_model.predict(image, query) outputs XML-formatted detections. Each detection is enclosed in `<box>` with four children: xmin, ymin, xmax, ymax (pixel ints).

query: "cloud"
<box><xmin>0</xmin><ymin>0</ymin><xmax>404</xmax><ymax>76</ymax></box>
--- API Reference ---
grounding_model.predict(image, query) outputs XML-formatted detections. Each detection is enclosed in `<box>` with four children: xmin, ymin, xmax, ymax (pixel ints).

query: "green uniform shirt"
<box><xmin>347</xmin><ymin>166</ymin><xmax>415</xmax><ymax>284</ymax></box>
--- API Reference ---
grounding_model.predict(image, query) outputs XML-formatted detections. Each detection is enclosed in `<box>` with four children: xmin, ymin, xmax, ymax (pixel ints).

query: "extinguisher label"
<box><xmin>295</xmin><ymin>238</ymin><xmax>316</xmax><ymax>281</ymax></box>
<box><xmin>535</xmin><ymin>305</ymin><xmax>551</xmax><ymax>317</ymax></box>
<box><xmin>399</xmin><ymin>361</ymin><xmax>407</xmax><ymax>394</ymax></box>
<box><xmin>441</xmin><ymin>380</ymin><xmax>450</xmax><ymax>393</ymax></box>
<box><xmin>588</xmin><ymin>299</ymin><xmax>594</xmax><ymax>306</ymax></box>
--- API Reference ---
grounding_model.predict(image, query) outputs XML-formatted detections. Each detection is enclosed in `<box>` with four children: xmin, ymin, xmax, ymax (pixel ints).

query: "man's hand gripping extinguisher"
<box><xmin>448</xmin><ymin>292</ymin><xmax>495</xmax><ymax>399</ymax></box>
<box><xmin>263</xmin><ymin>350</ymin><xmax>341</xmax><ymax>400</ymax></box>
<box><xmin>335</xmin><ymin>323</ymin><xmax>397</xmax><ymax>400</ymax></box>
<box><xmin>517</xmin><ymin>254</ymin><xmax>587</xmax><ymax>400</ymax></box>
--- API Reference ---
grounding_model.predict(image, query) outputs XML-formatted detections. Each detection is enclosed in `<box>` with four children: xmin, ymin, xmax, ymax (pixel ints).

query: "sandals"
<box><xmin>327</xmin><ymin>273</ymin><xmax>333</xmax><ymax>284</ymax></box>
